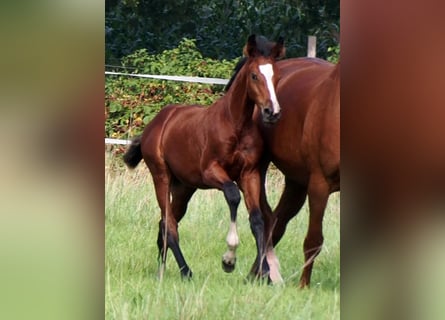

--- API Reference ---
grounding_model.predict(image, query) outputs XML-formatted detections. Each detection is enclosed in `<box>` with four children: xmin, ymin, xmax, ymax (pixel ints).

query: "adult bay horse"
<box><xmin>259</xmin><ymin>58</ymin><xmax>340</xmax><ymax>288</ymax></box>
<box><xmin>123</xmin><ymin>35</ymin><xmax>285</xmax><ymax>281</ymax></box>
<box><xmin>226</xmin><ymin>46</ymin><xmax>340</xmax><ymax>287</ymax></box>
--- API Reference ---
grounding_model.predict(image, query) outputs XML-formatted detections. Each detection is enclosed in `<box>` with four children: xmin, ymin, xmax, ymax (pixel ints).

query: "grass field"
<box><xmin>105</xmin><ymin>153</ymin><xmax>340</xmax><ymax>319</ymax></box>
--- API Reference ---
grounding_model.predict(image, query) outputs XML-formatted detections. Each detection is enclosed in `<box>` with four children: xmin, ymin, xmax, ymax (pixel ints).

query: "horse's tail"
<box><xmin>123</xmin><ymin>136</ymin><xmax>143</xmax><ymax>169</ymax></box>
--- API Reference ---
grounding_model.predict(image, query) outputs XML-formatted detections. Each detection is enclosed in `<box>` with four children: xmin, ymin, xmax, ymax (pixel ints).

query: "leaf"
<box><xmin>109</xmin><ymin>101</ymin><xmax>122</xmax><ymax>113</ymax></box>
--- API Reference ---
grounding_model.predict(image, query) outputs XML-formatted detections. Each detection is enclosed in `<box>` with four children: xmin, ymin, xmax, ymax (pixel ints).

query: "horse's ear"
<box><xmin>244</xmin><ymin>34</ymin><xmax>259</xmax><ymax>58</ymax></box>
<box><xmin>271</xmin><ymin>37</ymin><xmax>286</xmax><ymax>60</ymax></box>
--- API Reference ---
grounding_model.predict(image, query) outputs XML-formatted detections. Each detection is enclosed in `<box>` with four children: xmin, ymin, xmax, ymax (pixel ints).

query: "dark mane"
<box><xmin>224</xmin><ymin>57</ymin><xmax>248</xmax><ymax>92</ymax></box>
<box><xmin>225</xmin><ymin>35</ymin><xmax>285</xmax><ymax>92</ymax></box>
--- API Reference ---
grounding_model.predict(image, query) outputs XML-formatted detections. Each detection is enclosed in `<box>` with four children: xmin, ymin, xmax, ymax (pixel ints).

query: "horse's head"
<box><xmin>242</xmin><ymin>35</ymin><xmax>286</xmax><ymax>59</ymax></box>
<box><xmin>244</xmin><ymin>34</ymin><xmax>284</xmax><ymax>124</ymax></box>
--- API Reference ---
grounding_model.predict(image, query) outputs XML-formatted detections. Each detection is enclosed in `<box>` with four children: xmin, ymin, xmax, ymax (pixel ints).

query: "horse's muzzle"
<box><xmin>261</xmin><ymin>106</ymin><xmax>281</xmax><ymax>124</ymax></box>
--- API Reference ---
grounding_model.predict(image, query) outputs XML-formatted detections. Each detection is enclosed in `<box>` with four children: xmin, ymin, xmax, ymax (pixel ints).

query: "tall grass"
<box><xmin>106</xmin><ymin>152</ymin><xmax>339</xmax><ymax>319</ymax></box>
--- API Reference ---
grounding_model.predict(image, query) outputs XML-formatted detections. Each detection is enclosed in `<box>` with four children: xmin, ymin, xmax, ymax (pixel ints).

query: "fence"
<box><xmin>105</xmin><ymin>36</ymin><xmax>317</xmax><ymax>146</ymax></box>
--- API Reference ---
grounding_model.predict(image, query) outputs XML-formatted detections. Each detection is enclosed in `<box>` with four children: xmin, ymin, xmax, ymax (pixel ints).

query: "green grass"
<box><xmin>106</xmin><ymin>153</ymin><xmax>340</xmax><ymax>319</ymax></box>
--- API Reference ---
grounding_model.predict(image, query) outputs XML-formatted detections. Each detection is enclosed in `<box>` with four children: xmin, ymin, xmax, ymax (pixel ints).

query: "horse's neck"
<box><xmin>223</xmin><ymin>70</ymin><xmax>255</xmax><ymax>132</ymax></box>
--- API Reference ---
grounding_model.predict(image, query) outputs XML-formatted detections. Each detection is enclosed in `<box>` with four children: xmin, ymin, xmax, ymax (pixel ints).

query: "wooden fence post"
<box><xmin>307</xmin><ymin>36</ymin><xmax>316</xmax><ymax>57</ymax></box>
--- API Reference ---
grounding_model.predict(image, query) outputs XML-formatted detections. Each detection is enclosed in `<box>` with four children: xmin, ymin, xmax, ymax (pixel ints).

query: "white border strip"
<box><xmin>105</xmin><ymin>71</ymin><xmax>229</xmax><ymax>85</ymax></box>
<box><xmin>105</xmin><ymin>138</ymin><xmax>131</xmax><ymax>145</ymax></box>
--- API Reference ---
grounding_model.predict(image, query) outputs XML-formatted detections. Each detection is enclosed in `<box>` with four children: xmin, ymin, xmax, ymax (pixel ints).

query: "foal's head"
<box><xmin>243</xmin><ymin>34</ymin><xmax>284</xmax><ymax>124</ymax></box>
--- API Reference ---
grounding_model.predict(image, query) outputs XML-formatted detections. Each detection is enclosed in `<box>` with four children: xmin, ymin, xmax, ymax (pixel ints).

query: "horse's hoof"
<box><xmin>222</xmin><ymin>259</ymin><xmax>236</xmax><ymax>273</ymax></box>
<box><xmin>180</xmin><ymin>268</ymin><xmax>193</xmax><ymax>280</ymax></box>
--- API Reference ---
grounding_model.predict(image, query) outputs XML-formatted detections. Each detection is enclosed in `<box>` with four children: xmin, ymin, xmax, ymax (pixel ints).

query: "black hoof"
<box><xmin>222</xmin><ymin>259</ymin><xmax>236</xmax><ymax>273</ymax></box>
<box><xmin>180</xmin><ymin>268</ymin><xmax>193</xmax><ymax>280</ymax></box>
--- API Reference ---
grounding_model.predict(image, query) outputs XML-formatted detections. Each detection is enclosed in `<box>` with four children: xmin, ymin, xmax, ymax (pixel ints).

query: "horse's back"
<box><xmin>277</xmin><ymin>57</ymin><xmax>334</xmax><ymax>80</ymax></box>
<box><xmin>277</xmin><ymin>57</ymin><xmax>334</xmax><ymax>83</ymax></box>
<box><xmin>140</xmin><ymin>104</ymin><xmax>204</xmax><ymax>165</ymax></box>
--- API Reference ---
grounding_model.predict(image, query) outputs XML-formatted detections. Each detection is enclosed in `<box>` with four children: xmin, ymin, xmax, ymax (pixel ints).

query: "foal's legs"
<box><xmin>151</xmin><ymin>168</ymin><xmax>192</xmax><ymax>279</ymax></box>
<box><xmin>239</xmin><ymin>171</ymin><xmax>271</xmax><ymax>281</ymax></box>
<box><xmin>203</xmin><ymin>162</ymin><xmax>241</xmax><ymax>272</ymax></box>
<box><xmin>171</xmin><ymin>182</ymin><xmax>197</xmax><ymax>224</ymax></box>
<box><xmin>221</xmin><ymin>181</ymin><xmax>241</xmax><ymax>272</ymax></box>
<box><xmin>299</xmin><ymin>174</ymin><xmax>329</xmax><ymax>288</ymax></box>
<box><xmin>157</xmin><ymin>180</ymin><xmax>196</xmax><ymax>277</ymax></box>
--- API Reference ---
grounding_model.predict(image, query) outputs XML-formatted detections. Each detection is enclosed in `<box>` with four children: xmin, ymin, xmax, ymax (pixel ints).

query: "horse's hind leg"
<box><xmin>299</xmin><ymin>175</ymin><xmax>329</xmax><ymax>288</ymax></box>
<box><xmin>157</xmin><ymin>182</ymin><xmax>195</xmax><ymax>263</ymax></box>
<box><xmin>156</xmin><ymin>219</ymin><xmax>167</xmax><ymax>276</ymax></box>
<box><xmin>272</xmin><ymin>178</ymin><xmax>308</xmax><ymax>246</ymax></box>
<box><xmin>151</xmin><ymin>170</ymin><xmax>193</xmax><ymax>279</ymax></box>
<box><xmin>171</xmin><ymin>181</ymin><xmax>196</xmax><ymax>224</ymax></box>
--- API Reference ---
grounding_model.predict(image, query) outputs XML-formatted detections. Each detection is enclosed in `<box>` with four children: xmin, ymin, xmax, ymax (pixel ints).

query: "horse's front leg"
<box><xmin>203</xmin><ymin>162</ymin><xmax>241</xmax><ymax>273</ymax></box>
<box><xmin>250</xmin><ymin>178</ymin><xmax>307</xmax><ymax>284</ymax></box>
<box><xmin>239</xmin><ymin>170</ymin><xmax>281</xmax><ymax>283</ymax></box>
<box><xmin>221</xmin><ymin>181</ymin><xmax>241</xmax><ymax>272</ymax></box>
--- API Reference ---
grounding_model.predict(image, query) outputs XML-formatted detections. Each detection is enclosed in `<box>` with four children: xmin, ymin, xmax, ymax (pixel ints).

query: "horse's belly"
<box><xmin>163</xmin><ymin>150</ymin><xmax>206</xmax><ymax>187</ymax></box>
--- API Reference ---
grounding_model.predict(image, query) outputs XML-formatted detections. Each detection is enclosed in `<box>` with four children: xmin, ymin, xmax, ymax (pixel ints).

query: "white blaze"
<box><xmin>259</xmin><ymin>64</ymin><xmax>280</xmax><ymax>114</ymax></box>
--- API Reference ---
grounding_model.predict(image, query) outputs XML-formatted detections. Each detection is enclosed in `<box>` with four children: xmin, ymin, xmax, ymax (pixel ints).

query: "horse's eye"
<box><xmin>251</xmin><ymin>73</ymin><xmax>258</xmax><ymax>80</ymax></box>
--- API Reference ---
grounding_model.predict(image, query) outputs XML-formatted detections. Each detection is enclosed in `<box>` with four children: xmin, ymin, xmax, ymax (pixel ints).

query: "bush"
<box><xmin>327</xmin><ymin>44</ymin><xmax>340</xmax><ymax>63</ymax></box>
<box><xmin>105</xmin><ymin>39</ymin><xmax>238</xmax><ymax>139</ymax></box>
<box><xmin>105</xmin><ymin>0</ymin><xmax>340</xmax><ymax>62</ymax></box>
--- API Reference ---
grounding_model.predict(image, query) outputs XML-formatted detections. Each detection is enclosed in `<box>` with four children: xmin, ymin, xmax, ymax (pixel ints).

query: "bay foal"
<box><xmin>123</xmin><ymin>35</ymin><xmax>284</xmax><ymax>281</ymax></box>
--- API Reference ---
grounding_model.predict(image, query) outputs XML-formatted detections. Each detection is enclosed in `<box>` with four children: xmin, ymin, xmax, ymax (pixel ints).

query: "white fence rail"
<box><xmin>105</xmin><ymin>71</ymin><xmax>229</xmax><ymax>85</ymax></box>
<box><xmin>105</xmin><ymin>138</ymin><xmax>131</xmax><ymax>145</ymax></box>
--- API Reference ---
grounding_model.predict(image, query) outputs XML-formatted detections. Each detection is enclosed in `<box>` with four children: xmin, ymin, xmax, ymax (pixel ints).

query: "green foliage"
<box><xmin>105</xmin><ymin>39</ymin><xmax>237</xmax><ymax>139</ymax></box>
<box><xmin>106</xmin><ymin>0</ymin><xmax>340</xmax><ymax>63</ymax></box>
<box><xmin>327</xmin><ymin>44</ymin><xmax>340</xmax><ymax>63</ymax></box>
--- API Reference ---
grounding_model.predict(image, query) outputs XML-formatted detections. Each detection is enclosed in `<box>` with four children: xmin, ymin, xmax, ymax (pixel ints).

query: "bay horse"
<box><xmin>259</xmin><ymin>58</ymin><xmax>340</xmax><ymax>288</ymax></box>
<box><xmin>226</xmin><ymin>45</ymin><xmax>340</xmax><ymax>287</ymax></box>
<box><xmin>123</xmin><ymin>35</ymin><xmax>285</xmax><ymax>281</ymax></box>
